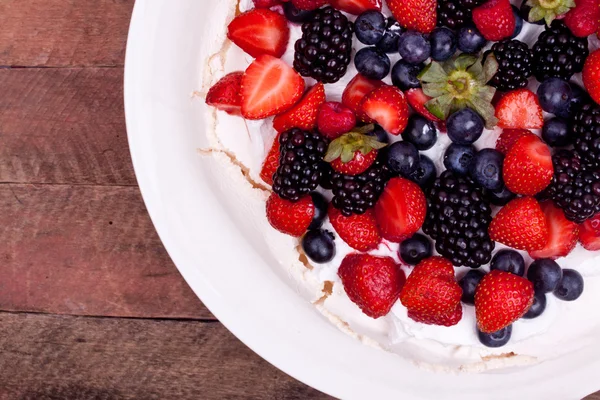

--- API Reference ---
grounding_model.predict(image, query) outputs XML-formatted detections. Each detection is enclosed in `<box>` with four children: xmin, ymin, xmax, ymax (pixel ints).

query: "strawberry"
<box><xmin>374</xmin><ymin>177</ymin><xmax>427</xmax><ymax>242</ymax></box>
<box><xmin>564</xmin><ymin>0</ymin><xmax>600</xmax><ymax>38</ymax></box>
<box><xmin>328</xmin><ymin>206</ymin><xmax>382</xmax><ymax>251</ymax></box>
<box><xmin>400</xmin><ymin>257</ymin><xmax>463</xmax><ymax>321</ymax></box>
<box><xmin>342</xmin><ymin>73</ymin><xmax>383</xmax><ymax>121</ymax></box>
<box><xmin>405</xmin><ymin>88</ymin><xmax>442</xmax><ymax>122</ymax></box>
<box><xmin>472</xmin><ymin>0</ymin><xmax>515</xmax><ymax>41</ymax></box>
<box><xmin>273</xmin><ymin>83</ymin><xmax>325</xmax><ymax>133</ymax></box>
<box><xmin>579</xmin><ymin>214</ymin><xmax>600</xmax><ymax>251</ymax></box>
<box><xmin>205</xmin><ymin>72</ymin><xmax>244</xmax><ymax>116</ymax></box>
<box><xmin>338</xmin><ymin>254</ymin><xmax>405</xmax><ymax>318</ymax></box>
<box><xmin>292</xmin><ymin>0</ymin><xmax>328</xmax><ymax>9</ymax></box>
<box><xmin>583</xmin><ymin>49</ymin><xmax>600</xmax><ymax>106</ymax></box>
<box><xmin>324</xmin><ymin>129</ymin><xmax>386</xmax><ymax>175</ymax></box>
<box><xmin>489</xmin><ymin>197</ymin><xmax>549</xmax><ymax>252</ymax></box>
<box><xmin>495</xmin><ymin>89</ymin><xmax>544</xmax><ymax>130</ymax></box>
<box><xmin>330</xmin><ymin>151</ymin><xmax>378</xmax><ymax>175</ymax></box>
<box><xmin>387</xmin><ymin>0</ymin><xmax>436</xmax><ymax>33</ymax></box>
<box><xmin>241</xmin><ymin>55</ymin><xmax>305</xmax><ymax>120</ymax></box>
<box><xmin>408</xmin><ymin>303</ymin><xmax>463</xmax><ymax>327</ymax></box>
<box><xmin>317</xmin><ymin>102</ymin><xmax>357</xmax><ymax>139</ymax></box>
<box><xmin>266</xmin><ymin>193</ymin><xmax>314</xmax><ymax>237</ymax></box>
<box><xmin>495</xmin><ymin>129</ymin><xmax>534</xmax><ymax>155</ymax></box>
<box><xmin>530</xmin><ymin>202</ymin><xmax>579</xmax><ymax>260</ymax></box>
<box><xmin>503</xmin><ymin>135</ymin><xmax>553</xmax><ymax>196</ymax></box>
<box><xmin>361</xmin><ymin>85</ymin><xmax>410</xmax><ymax>135</ymax></box>
<box><xmin>260</xmin><ymin>133</ymin><xmax>281</xmax><ymax>185</ymax></box>
<box><xmin>253</xmin><ymin>0</ymin><xmax>282</xmax><ymax>7</ymax></box>
<box><xmin>227</xmin><ymin>9</ymin><xmax>290</xmax><ymax>59</ymax></box>
<box><xmin>329</xmin><ymin>0</ymin><xmax>382</xmax><ymax>15</ymax></box>
<box><xmin>475</xmin><ymin>270</ymin><xmax>534</xmax><ymax>333</ymax></box>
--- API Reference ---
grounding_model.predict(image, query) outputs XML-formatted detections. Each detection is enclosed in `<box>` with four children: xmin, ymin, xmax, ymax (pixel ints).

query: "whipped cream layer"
<box><xmin>201</xmin><ymin>0</ymin><xmax>600</xmax><ymax>371</ymax></box>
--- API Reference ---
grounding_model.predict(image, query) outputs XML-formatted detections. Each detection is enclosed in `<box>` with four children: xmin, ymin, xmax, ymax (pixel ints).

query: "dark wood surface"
<box><xmin>0</xmin><ymin>1</ymin><xmax>597</xmax><ymax>399</ymax></box>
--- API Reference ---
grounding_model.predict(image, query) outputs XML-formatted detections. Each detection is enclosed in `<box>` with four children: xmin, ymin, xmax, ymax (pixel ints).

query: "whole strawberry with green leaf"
<box><xmin>324</xmin><ymin>126</ymin><xmax>387</xmax><ymax>176</ymax></box>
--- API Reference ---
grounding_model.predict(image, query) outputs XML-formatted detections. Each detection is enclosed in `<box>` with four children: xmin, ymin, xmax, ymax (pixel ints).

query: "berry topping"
<box><xmin>391</xmin><ymin>61</ymin><xmax>424</xmax><ymax>91</ymax></box>
<box><xmin>384</xmin><ymin>141</ymin><xmax>420</xmax><ymax>177</ymax></box>
<box><xmin>491</xmin><ymin>249</ymin><xmax>525</xmax><ymax>276</ymax></box>
<box><xmin>377</xmin><ymin>17</ymin><xmax>404</xmax><ymax>53</ymax></box>
<box><xmin>503</xmin><ymin>135</ymin><xmax>553</xmax><ymax>196</ymax></box>
<box><xmin>325</xmin><ymin>130</ymin><xmax>387</xmax><ymax>176</ymax></box>
<box><xmin>542</xmin><ymin>118</ymin><xmax>571</xmax><ymax>147</ymax></box>
<box><xmin>402</xmin><ymin>115</ymin><xmax>437</xmax><ymax>151</ymax></box>
<box><xmin>253</xmin><ymin>0</ymin><xmax>282</xmax><ymax>8</ymax></box>
<box><xmin>227</xmin><ymin>9</ymin><xmax>290</xmax><ymax>59</ymax></box>
<box><xmin>387</xmin><ymin>0</ymin><xmax>437</xmax><ymax>33</ymax></box>
<box><xmin>477</xmin><ymin>325</ymin><xmax>512</xmax><ymax>347</ymax></box>
<box><xmin>523</xmin><ymin>291</ymin><xmax>547</xmax><ymax>319</ymax></box>
<box><xmin>408</xmin><ymin>304</ymin><xmax>463</xmax><ymax>327</ymax></box>
<box><xmin>495</xmin><ymin>129</ymin><xmax>534</xmax><ymax>155</ymax></box>
<box><xmin>489</xmin><ymin>197</ymin><xmax>549</xmax><ymax>252</ymax></box>
<box><xmin>398</xmin><ymin>31</ymin><xmax>432</xmax><ymax>65</ymax></box>
<box><xmin>292</xmin><ymin>0</ymin><xmax>328</xmax><ymax>10</ymax></box>
<box><xmin>309</xmin><ymin>192</ymin><xmax>329</xmax><ymax>230</ymax></box>
<box><xmin>361</xmin><ymin>85</ymin><xmax>410</xmax><ymax>135</ymax></box>
<box><xmin>302</xmin><ymin>229</ymin><xmax>336</xmax><ymax>263</ymax></box>
<box><xmin>437</xmin><ymin>0</ymin><xmax>485</xmax><ymax>30</ymax></box>
<box><xmin>583</xmin><ymin>49</ymin><xmax>600</xmax><ymax>106</ymax></box>
<box><xmin>554</xmin><ymin>269</ymin><xmax>584</xmax><ymax>301</ymax></box>
<box><xmin>564</xmin><ymin>0</ymin><xmax>600</xmax><ymax>38</ymax></box>
<box><xmin>537</xmin><ymin>78</ymin><xmax>573</xmax><ymax>115</ymax></box>
<box><xmin>399</xmin><ymin>234</ymin><xmax>433</xmax><ymax>266</ymax></box>
<box><xmin>354</xmin><ymin>47</ymin><xmax>392</xmax><ymax>80</ymax></box>
<box><xmin>329</xmin><ymin>0</ymin><xmax>383</xmax><ymax>15</ymax></box>
<box><xmin>273</xmin><ymin>83</ymin><xmax>325</xmax><ymax>133</ymax></box>
<box><xmin>447</xmin><ymin>108</ymin><xmax>484</xmax><ymax>145</ymax></box>
<box><xmin>487</xmin><ymin>39</ymin><xmax>533</xmax><ymax>92</ymax></box>
<box><xmin>524</xmin><ymin>0</ymin><xmax>575</xmax><ymax>26</ymax></box>
<box><xmin>405</xmin><ymin>88</ymin><xmax>442</xmax><ymax>122</ymax></box>
<box><xmin>284</xmin><ymin>2</ymin><xmax>318</xmax><ymax>23</ymax></box>
<box><xmin>529</xmin><ymin>201</ymin><xmax>579</xmax><ymax>260</ymax></box>
<box><xmin>444</xmin><ymin>143</ymin><xmax>476</xmax><ymax>176</ymax></box>
<box><xmin>469</xmin><ymin>149</ymin><xmax>505</xmax><ymax>192</ymax></box>
<box><xmin>409</xmin><ymin>155</ymin><xmax>438</xmax><ymax>189</ymax></box>
<box><xmin>266</xmin><ymin>193</ymin><xmax>315</xmax><ymax>237</ymax></box>
<box><xmin>579</xmin><ymin>214</ymin><xmax>600</xmax><ymax>251</ymax></box>
<box><xmin>527</xmin><ymin>258</ymin><xmax>563</xmax><ymax>293</ymax></box>
<box><xmin>430</xmin><ymin>27</ymin><xmax>458</xmax><ymax>62</ymax></box>
<box><xmin>457</xmin><ymin>25</ymin><xmax>487</xmax><ymax>54</ymax></box>
<box><xmin>572</xmin><ymin>103</ymin><xmax>600</xmax><ymax>169</ymax></box>
<box><xmin>355</xmin><ymin>10</ymin><xmax>387</xmax><ymax>45</ymax></box>
<box><xmin>460</xmin><ymin>269</ymin><xmax>486</xmax><ymax>305</ymax></box>
<box><xmin>260</xmin><ymin>133</ymin><xmax>281</xmax><ymax>185</ymax></box>
<box><xmin>205</xmin><ymin>72</ymin><xmax>244</xmax><ymax>116</ymax></box>
<box><xmin>329</xmin><ymin>206</ymin><xmax>383</xmax><ymax>251</ymax></box>
<box><xmin>495</xmin><ymin>88</ymin><xmax>544</xmax><ymax>129</ymax></box>
<box><xmin>472</xmin><ymin>0</ymin><xmax>516</xmax><ymax>41</ymax></box>
<box><xmin>342</xmin><ymin>73</ymin><xmax>384</xmax><ymax>119</ymax></box>
<box><xmin>317</xmin><ymin>102</ymin><xmax>357</xmax><ymax>140</ymax></box>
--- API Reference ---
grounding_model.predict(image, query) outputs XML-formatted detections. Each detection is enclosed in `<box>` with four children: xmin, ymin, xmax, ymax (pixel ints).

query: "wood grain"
<box><xmin>0</xmin><ymin>0</ymin><xmax>133</xmax><ymax>67</ymax></box>
<box><xmin>0</xmin><ymin>183</ymin><xmax>210</xmax><ymax>319</ymax></box>
<box><xmin>0</xmin><ymin>68</ymin><xmax>136</xmax><ymax>186</ymax></box>
<box><xmin>0</xmin><ymin>312</ymin><xmax>331</xmax><ymax>400</ymax></box>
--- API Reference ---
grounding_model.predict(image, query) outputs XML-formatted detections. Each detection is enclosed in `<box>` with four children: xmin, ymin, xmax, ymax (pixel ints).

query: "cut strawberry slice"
<box><xmin>495</xmin><ymin>89</ymin><xmax>544</xmax><ymax>129</ymax></box>
<box><xmin>241</xmin><ymin>55</ymin><xmax>305</xmax><ymax>120</ymax></box>
<box><xmin>227</xmin><ymin>9</ymin><xmax>290</xmax><ymax>59</ymax></box>
<box><xmin>361</xmin><ymin>85</ymin><xmax>409</xmax><ymax>135</ymax></box>
<box><xmin>253</xmin><ymin>0</ymin><xmax>282</xmax><ymax>7</ymax></box>
<box><xmin>205</xmin><ymin>72</ymin><xmax>244</xmax><ymax>116</ymax></box>
<box><xmin>329</xmin><ymin>0</ymin><xmax>382</xmax><ymax>15</ymax></box>
<box><xmin>495</xmin><ymin>129</ymin><xmax>534</xmax><ymax>155</ymax></box>
<box><xmin>405</xmin><ymin>88</ymin><xmax>442</xmax><ymax>122</ymax></box>
<box><xmin>292</xmin><ymin>0</ymin><xmax>328</xmax><ymax>10</ymax></box>
<box><xmin>273</xmin><ymin>83</ymin><xmax>325</xmax><ymax>132</ymax></box>
<box><xmin>530</xmin><ymin>202</ymin><xmax>579</xmax><ymax>260</ymax></box>
<box><xmin>260</xmin><ymin>133</ymin><xmax>281</xmax><ymax>185</ymax></box>
<box><xmin>503</xmin><ymin>135</ymin><xmax>553</xmax><ymax>196</ymax></box>
<box><xmin>342</xmin><ymin>73</ymin><xmax>383</xmax><ymax>122</ymax></box>
<box><xmin>579</xmin><ymin>214</ymin><xmax>600</xmax><ymax>251</ymax></box>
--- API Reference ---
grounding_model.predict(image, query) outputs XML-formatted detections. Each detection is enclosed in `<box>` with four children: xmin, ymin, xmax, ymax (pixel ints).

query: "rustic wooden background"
<box><xmin>0</xmin><ymin>1</ymin><xmax>598</xmax><ymax>399</ymax></box>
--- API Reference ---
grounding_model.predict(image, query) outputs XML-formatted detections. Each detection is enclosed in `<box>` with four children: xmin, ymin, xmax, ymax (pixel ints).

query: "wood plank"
<box><xmin>0</xmin><ymin>68</ymin><xmax>136</xmax><ymax>186</ymax></box>
<box><xmin>0</xmin><ymin>312</ymin><xmax>331</xmax><ymax>400</ymax></box>
<box><xmin>0</xmin><ymin>0</ymin><xmax>132</xmax><ymax>67</ymax></box>
<box><xmin>0</xmin><ymin>183</ymin><xmax>210</xmax><ymax>319</ymax></box>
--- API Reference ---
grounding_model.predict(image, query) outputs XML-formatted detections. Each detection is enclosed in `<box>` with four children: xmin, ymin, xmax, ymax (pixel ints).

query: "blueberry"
<box><xmin>537</xmin><ymin>78</ymin><xmax>572</xmax><ymax>115</ymax></box>
<box><xmin>402</xmin><ymin>115</ymin><xmax>437</xmax><ymax>150</ymax></box>
<box><xmin>553</xmin><ymin>269</ymin><xmax>584</xmax><ymax>301</ymax></box>
<box><xmin>377</xmin><ymin>18</ymin><xmax>403</xmax><ymax>53</ymax></box>
<box><xmin>511</xmin><ymin>5</ymin><xmax>523</xmax><ymax>38</ymax></box>
<box><xmin>555</xmin><ymin>83</ymin><xmax>590</xmax><ymax>119</ymax></box>
<box><xmin>491</xmin><ymin>249</ymin><xmax>525</xmax><ymax>276</ymax></box>
<box><xmin>469</xmin><ymin>149</ymin><xmax>504</xmax><ymax>191</ymax></box>
<box><xmin>447</xmin><ymin>108</ymin><xmax>484</xmax><ymax>145</ymax></box>
<box><xmin>542</xmin><ymin>117</ymin><xmax>571</xmax><ymax>147</ymax></box>
<box><xmin>457</xmin><ymin>25</ymin><xmax>487</xmax><ymax>54</ymax></box>
<box><xmin>385</xmin><ymin>141</ymin><xmax>420</xmax><ymax>177</ymax></box>
<box><xmin>398</xmin><ymin>31</ymin><xmax>431</xmax><ymax>65</ymax></box>
<box><xmin>309</xmin><ymin>192</ymin><xmax>328</xmax><ymax>230</ymax></box>
<box><xmin>367</xmin><ymin>125</ymin><xmax>390</xmax><ymax>144</ymax></box>
<box><xmin>302</xmin><ymin>229</ymin><xmax>336</xmax><ymax>263</ymax></box>
<box><xmin>355</xmin><ymin>11</ymin><xmax>387</xmax><ymax>45</ymax></box>
<box><xmin>478</xmin><ymin>325</ymin><xmax>512</xmax><ymax>348</ymax></box>
<box><xmin>430</xmin><ymin>27</ymin><xmax>457</xmax><ymax>61</ymax></box>
<box><xmin>409</xmin><ymin>155</ymin><xmax>437</xmax><ymax>189</ymax></box>
<box><xmin>444</xmin><ymin>143</ymin><xmax>476</xmax><ymax>176</ymax></box>
<box><xmin>519</xmin><ymin>0</ymin><xmax>545</xmax><ymax>25</ymax></box>
<box><xmin>399</xmin><ymin>234</ymin><xmax>432</xmax><ymax>265</ymax></box>
<box><xmin>527</xmin><ymin>259</ymin><xmax>563</xmax><ymax>293</ymax></box>
<box><xmin>487</xmin><ymin>185</ymin><xmax>516</xmax><ymax>206</ymax></box>
<box><xmin>459</xmin><ymin>270</ymin><xmax>485</xmax><ymax>305</ymax></box>
<box><xmin>354</xmin><ymin>47</ymin><xmax>391</xmax><ymax>80</ymax></box>
<box><xmin>523</xmin><ymin>291</ymin><xmax>547</xmax><ymax>319</ymax></box>
<box><xmin>283</xmin><ymin>2</ymin><xmax>316</xmax><ymax>23</ymax></box>
<box><xmin>391</xmin><ymin>60</ymin><xmax>423</xmax><ymax>91</ymax></box>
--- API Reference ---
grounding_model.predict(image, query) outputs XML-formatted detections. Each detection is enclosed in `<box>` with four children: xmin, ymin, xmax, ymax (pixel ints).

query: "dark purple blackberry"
<box><xmin>272</xmin><ymin>129</ymin><xmax>328</xmax><ymax>202</ymax></box>
<box><xmin>331</xmin><ymin>159</ymin><xmax>390</xmax><ymax>216</ymax></box>
<box><xmin>293</xmin><ymin>7</ymin><xmax>353</xmax><ymax>84</ymax></box>
<box><xmin>572</xmin><ymin>103</ymin><xmax>600</xmax><ymax>169</ymax></box>
<box><xmin>487</xmin><ymin>40</ymin><xmax>533</xmax><ymax>91</ymax></box>
<box><xmin>532</xmin><ymin>20</ymin><xmax>589</xmax><ymax>82</ymax></box>
<box><xmin>423</xmin><ymin>171</ymin><xmax>495</xmax><ymax>268</ymax></box>
<box><xmin>540</xmin><ymin>150</ymin><xmax>600</xmax><ymax>224</ymax></box>
<box><xmin>437</xmin><ymin>0</ymin><xmax>484</xmax><ymax>29</ymax></box>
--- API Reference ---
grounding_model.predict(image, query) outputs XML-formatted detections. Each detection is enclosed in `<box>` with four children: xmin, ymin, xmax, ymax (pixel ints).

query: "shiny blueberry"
<box><xmin>459</xmin><ymin>270</ymin><xmax>485</xmax><ymax>305</ymax></box>
<box><xmin>523</xmin><ymin>291</ymin><xmax>547</xmax><ymax>319</ymax></box>
<box><xmin>377</xmin><ymin>18</ymin><xmax>403</xmax><ymax>53</ymax></box>
<box><xmin>487</xmin><ymin>185</ymin><xmax>516</xmax><ymax>206</ymax></box>
<box><xmin>409</xmin><ymin>155</ymin><xmax>437</xmax><ymax>189</ymax></box>
<box><xmin>355</xmin><ymin>11</ymin><xmax>387</xmax><ymax>45</ymax></box>
<box><xmin>391</xmin><ymin>60</ymin><xmax>423</xmax><ymax>91</ymax></box>
<box><xmin>354</xmin><ymin>47</ymin><xmax>391</xmax><ymax>80</ymax></box>
<box><xmin>511</xmin><ymin>5</ymin><xmax>523</xmax><ymax>38</ymax></box>
<box><xmin>555</xmin><ymin>83</ymin><xmax>590</xmax><ymax>119</ymax></box>
<box><xmin>430</xmin><ymin>27</ymin><xmax>457</xmax><ymax>61</ymax></box>
<box><xmin>444</xmin><ymin>143</ymin><xmax>476</xmax><ymax>176</ymax></box>
<box><xmin>542</xmin><ymin>117</ymin><xmax>571</xmax><ymax>147</ymax></box>
<box><xmin>469</xmin><ymin>149</ymin><xmax>504</xmax><ymax>191</ymax></box>
<box><xmin>527</xmin><ymin>259</ymin><xmax>563</xmax><ymax>293</ymax></box>
<box><xmin>537</xmin><ymin>78</ymin><xmax>572</xmax><ymax>115</ymax></box>
<box><xmin>491</xmin><ymin>249</ymin><xmax>525</xmax><ymax>276</ymax></box>
<box><xmin>283</xmin><ymin>2</ymin><xmax>316</xmax><ymax>23</ymax></box>
<box><xmin>457</xmin><ymin>25</ymin><xmax>487</xmax><ymax>54</ymax></box>
<box><xmin>478</xmin><ymin>325</ymin><xmax>512</xmax><ymax>348</ymax></box>
<box><xmin>302</xmin><ymin>229</ymin><xmax>336</xmax><ymax>263</ymax></box>
<box><xmin>447</xmin><ymin>108</ymin><xmax>484</xmax><ymax>145</ymax></box>
<box><xmin>553</xmin><ymin>269</ymin><xmax>584</xmax><ymax>301</ymax></box>
<box><xmin>367</xmin><ymin>125</ymin><xmax>390</xmax><ymax>144</ymax></box>
<box><xmin>398</xmin><ymin>31</ymin><xmax>431</xmax><ymax>65</ymax></box>
<box><xmin>309</xmin><ymin>192</ymin><xmax>328</xmax><ymax>230</ymax></box>
<box><xmin>399</xmin><ymin>234</ymin><xmax>433</xmax><ymax>265</ymax></box>
<box><xmin>402</xmin><ymin>115</ymin><xmax>437</xmax><ymax>151</ymax></box>
<box><xmin>385</xmin><ymin>141</ymin><xmax>420</xmax><ymax>177</ymax></box>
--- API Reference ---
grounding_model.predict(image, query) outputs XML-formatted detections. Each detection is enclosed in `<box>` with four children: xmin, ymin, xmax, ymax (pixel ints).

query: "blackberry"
<box><xmin>423</xmin><ymin>171</ymin><xmax>495</xmax><ymax>268</ymax></box>
<box><xmin>487</xmin><ymin>40</ymin><xmax>533</xmax><ymax>91</ymax></box>
<box><xmin>572</xmin><ymin>103</ymin><xmax>600</xmax><ymax>169</ymax></box>
<box><xmin>437</xmin><ymin>0</ymin><xmax>484</xmax><ymax>29</ymax></box>
<box><xmin>541</xmin><ymin>150</ymin><xmax>600</xmax><ymax>224</ymax></box>
<box><xmin>293</xmin><ymin>7</ymin><xmax>353</xmax><ymax>84</ymax></box>
<box><xmin>532</xmin><ymin>21</ymin><xmax>589</xmax><ymax>82</ymax></box>
<box><xmin>331</xmin><ymin>159</ymin><xmax>390</xmax><ymax>216</ymax></box>
<box><xmin>272</xmin><ymin>129</ymin><xmax>328</xmax><ymax>202</ymax></box>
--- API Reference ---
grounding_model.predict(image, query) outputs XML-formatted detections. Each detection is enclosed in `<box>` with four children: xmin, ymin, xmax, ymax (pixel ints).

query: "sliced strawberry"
<box><xmin>260</xmin><ymin>133</ymin><xmax>281</xmax><ymax>185</ymax></box>
<box><xmin>472</xmin><ymin>0</ymin><xmax>515</xmax><ymax>41</ymax></box>
<box><xmin>342</xmin><ymin>73</ymin><xmax>383</xmax><ymax>122</ymax></box>
<box><xmin>495</xmin><ymin>89</ymin><xmax>544</xmax><ymax>130</ymax></box>
<box><xmin>579</xmin><ymin>214</ymin><xmax>600</xmax><ymax>251</ymax></box>
<box><xmin>489</xmin><ymin>197</ymin><xmax>549</xmax><ymax>252</ymax></box>
<box><xmin>405</xmin><ymin>88</ymin><xmax>442</xmax><ymax>122</ymax></box>
<box><xmin>503</xmin><ymin>135</ymin><xmax>553</xmax><ymax>196</ymax></box>
<box><xmin>253</xmin><ymin>0</ymin><xmax>283</xmax><ymax>7</ymax></box>
<box><xmin>583</xmin><ymin>49</ymin><xmax>600</xmax><ymax>106</ymax></box>
<box><xmin>387</xmin><ymin>0</ymin><xmax>437</xmax><ymax>33</ymax></box>
<box><xmin>205</xmin><ymin>72</ymin><xmax>244</xmax><ymax>116</ymax></box>
<box><xmin>273</xmin><ymin>83</ymin><xmax>325</xmax><ymax>133</ymax></box>
<box><xmin>328</xmin><ymin>206</ymin><xmax>382</xmax><ymax>251</ymax></box>
<box><xmin>292</xmin><ymin>0</ymin><xmax>328</xmax><ymax>9</ymax></box>
<box><xmin>564</xmin><ymin>0</ymin><xmax>600</xmax><ymax>38</ymax></box>
<box><xmin>241</xmin><ymin>55</ymin><xmax>305</xmax><ymax>120</ymax></box>
<box><xmin>530</xmin><ymin>202</ymin><xmax>579</xmax><ymax>260</ymax></box>
<box><xmin>495</xmin><ymin>129</ymin><xmax>534</xmax><ymax>155</ymax></box>
<box><xmin>408</xmin><ymin>303</ymin><xmax>463</xmax><ymax>327</ymax></box>
<box><xmin>227</xmin><ymin>9</ymin><xmax>290</xmax><ymax>59</ymax></box>
<box><xmin>317</xmin><ymin>102</ymin><xmax>357</xmax><ymax>139</ymax></box>
<box><xmin>329</xmin><ymin>0</ymin><xmax>382</xmax><ymax>15</ymax></box>
<box><xmin>361</xmin><ymin>85</ymin><xmax>409</xmax><ymax>135</ymax></box>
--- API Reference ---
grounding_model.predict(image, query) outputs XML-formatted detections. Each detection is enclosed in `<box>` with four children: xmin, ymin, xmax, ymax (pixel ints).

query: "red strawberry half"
<box><xmin>472</xmin><ymin>0</ymin><xmax>515</xmax><ymax>41</ymax></box>
<box><xmin>266</xmin><ymin>193</ymin><xmax>314</xmax><ymax>237</ymax></box>
<box><xmin>530</xmin><ymin>202</ymin><xmax>579</xmax><ymax>260</ymax></box>
<box><xmin>489</xmin><ymin>197</ymin><xmax>549</xmax><ymax>252</ymax></box>
<box><xmin>387</xmin><ymin>0</ymin><xmax>437</xmax><ymax>33</ymax></box>
<box><xmin>495</xmin><ymin>89</ymin><xmax>544</xmax><ymax>129</ymax></box>
<box><xmin>253</xmin><ymin>0</ymin><xmax>283</xmax><ymax>7</ymax></box>
<box><xmin>503</xmin><ymin>135</ymin><xmax>553</xmax><ymax>196</ymax></box>
<box><xmin>338</xmin><ymin>254</ymin><xmax>405</xmax><ymax>318</ymax></box>
<box><xmin>495</xmin><ymin>129</ymin><xmax>534</xmax><ymax>155</ymax></box>
<box><xmin>564</xmin><ymin>0</ymin><xmax>600</xmax><ymax>38</ymax></box>
<box><xmin>579</xmin><ymin>214</ymin><xmax>600</xmax><ymax>251</ymax></box>
<box><xmin>292</xmin><ymin>0</ymin><xmax>328</xmax><ymax>9</ymax></box>
<box><xmin>317</xmin><ymin>101</ymin><xmax>357</xmax><ymax>139</ymax></box>
<box><xmin>361</xmin><ymin>85</ymin><xmax>409</xmax><ymax>135</ymax></box>
<box><xmin>329</xmin><ymin>206</ymin><xmax>382</xmax><ymax>251</ymax></box>
<box><xmin>329</xmin><ymin>0</ymin><xmax>382</xmax><ymax>15</ymax></box>
<box><xmin>260</xmin><ymin>133</ymin><xmax>281</xmax><ymax>185</ymax></box>
<box><xmin>205</xmin><ymin>72</ymin><xmax>244</xmax><ymax>116</ymax></box>
<box><xmin>583</xmin><ymin>49</ymin><xmax>600</xmax><ymax>106</ymax></box>
<box><xmin>227</xmin><ymin>9</ymin><xmax>290</xmax><ymax>59</ymax></box>
<box><xmin>273</xmin><ymin>83</ymin><xmax>325</xmax><ymax>133</ymax></box>
<box><xmin>405</xmin><ymin>88</ymin><xmax>442</xmax><ymax>122</ymax></box>
<box><xmin>342</xmin><ymin>73</ymin><xmax>383</xmax><ymax>121</ymax></box>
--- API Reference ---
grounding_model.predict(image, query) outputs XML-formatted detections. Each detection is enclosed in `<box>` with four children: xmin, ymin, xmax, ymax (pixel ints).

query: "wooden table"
<box><xmin>0</xmin><ymin>1</ymin><xmax>597</xmax><ymax>399</ymax></box>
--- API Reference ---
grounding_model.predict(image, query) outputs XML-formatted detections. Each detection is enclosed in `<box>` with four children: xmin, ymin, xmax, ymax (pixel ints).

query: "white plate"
<box><xmin>124</xmin><ymin>1</ymin><xmax>600</xmax><ymax>398</ymax></box>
